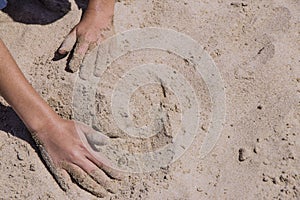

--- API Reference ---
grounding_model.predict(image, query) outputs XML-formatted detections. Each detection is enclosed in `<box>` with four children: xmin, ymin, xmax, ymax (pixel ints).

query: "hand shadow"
<box><xmin>0</xmin><ymin>103</ymin><xmax>37</xmax><ymax>149</ymax></box>
<box><xmin>0</xmin><ymin>102</ymin><xmax>64</xmax><ymax>178</ymax></box>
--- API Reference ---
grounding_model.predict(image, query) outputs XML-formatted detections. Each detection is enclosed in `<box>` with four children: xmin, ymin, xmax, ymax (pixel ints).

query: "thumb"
<box><xmin>58</xmin><ymin>30</ymin><xmax>77</xmax><ymax>55</ymax></box>
<box><xmin>85</xmin><ymin>129</ymin><xmax>110</xmax><ymax>147</ymax></box>
<box><xmin>75</xmin><ymin>121</ymin><xmax>110</xmax><ymax>151</ymax></box>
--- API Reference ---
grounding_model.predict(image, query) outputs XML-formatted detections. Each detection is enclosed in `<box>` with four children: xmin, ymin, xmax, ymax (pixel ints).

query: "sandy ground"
<box><xmin>0</xmin><ymin>0</ymin><xmax>299</xmax><ymax>199</ymax></box>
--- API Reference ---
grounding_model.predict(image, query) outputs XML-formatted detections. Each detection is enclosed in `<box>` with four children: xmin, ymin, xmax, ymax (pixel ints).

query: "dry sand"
<box><xmin>0</xmin><ymin>0</ymin><xmax>299</xmax><ymax>199</ymax></box>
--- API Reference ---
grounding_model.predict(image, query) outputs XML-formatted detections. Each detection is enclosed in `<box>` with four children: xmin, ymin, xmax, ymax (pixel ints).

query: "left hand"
<box><xmin>58</xmin><ymin>9</ymin><xmax>114</xmax><ymax>72</ymax></box>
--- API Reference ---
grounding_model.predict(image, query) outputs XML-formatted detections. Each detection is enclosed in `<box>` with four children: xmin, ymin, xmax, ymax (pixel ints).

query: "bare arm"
<box><xmin>0</xmin><ymin>39</ymin><xmax>121</xmax><ymax>197</ymax></box>
<box><xmin>0</xmin><ymin>39</ymin><xmax>60</xmax><ymax>132</ymax></box>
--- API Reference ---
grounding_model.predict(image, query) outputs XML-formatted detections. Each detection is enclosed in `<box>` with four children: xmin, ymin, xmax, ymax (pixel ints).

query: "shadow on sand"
<box><xmin>2</xmin><ymin>0</ymin><xmax>87</xmax><ymax>25</ymax></box>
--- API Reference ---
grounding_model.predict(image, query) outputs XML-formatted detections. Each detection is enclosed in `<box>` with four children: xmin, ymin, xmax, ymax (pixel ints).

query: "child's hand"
<box><xmin>32</xmin><ymin>119</ymin><xmax>122</xmax><ymax>197</ymax></box>
<box><xmin>58</xmin><ymin>9</ymin><xmax>114</xmax><ymax>72</ymax></box>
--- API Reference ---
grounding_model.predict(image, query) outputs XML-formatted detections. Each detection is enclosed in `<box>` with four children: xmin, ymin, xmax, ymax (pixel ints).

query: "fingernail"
<box><xmin>58</xmin><ymin>49</ymin><xmax>68</xmax><ymax>55</ymax></box>
<box><xmin>90</xmin><ymin>170</ymin><xmax>118</xmax><ymax>194</ymax></box>
<box><xmin>68</xmin><ymin>55</ymin><xmax>82</xmax><ymax>73</ymax></box>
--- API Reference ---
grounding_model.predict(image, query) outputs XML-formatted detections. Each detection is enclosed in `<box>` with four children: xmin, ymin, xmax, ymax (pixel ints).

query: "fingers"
<box><xmin>87</xmin><ymin>153</ymin><xmax>124</xmax><ymax>181</ymax></box>
<box><xmin>85</xmin><ymin>131</ymin><xmax>109</xmax><ymax>152</ymax></box>
<box><xmin>58</xmin><ymin>30</ymin><xmax>104</xmax><ymax>73</ymax></box>
<box><xmin>71</xmin><ymin>154</ymin><xmax>118</xmax><ymax>195</ymax></box>
<box><xmin>54</xmin><ymin>169</ymin><xmax>71</xmax><ymax>191</ymax></box>
<box><xmin>86</xmin><ymin>131</ymin><xmax>109</xmax><ymax>146</ymax></box>
<box><xmin>58</xmin><ymin>30</ymin><xmax>77</xmax><ymax>55</ymax></box>
<box><xmin>68</xmin><ymin>38</ymin><xmax>91</xmax><ymax>73</ymax></box>
<box><xmin>90</xmin><ymin>169</ymin><xmax>118</xmax><ymax>194</ymax></box>
<box><xmin>83</xmin><ymin>126</ymin><xmax>110</xmax><ymax>147</ymax></box>
<box><xmin>58</xmin><ymin>30</ymin><xmax>87</xmax><ymax>73</ymax></box>
<box><xmin>73</xmin><ymin>121</ymin><xmax>124</xmax><ymax>180</ymax></box>
<box><xmin>64</xmin><ymin>163</ymin><xmax>108</xmax><ymax>198</ymax></box>
<box><xmin>37</xmin><ymin>144</ymin><xmax>70</xmax><ymax>191</ymax></box>
<box><xmin>74</xmin><ymin>121</ymin><xmax>109</xmax><ymax>151</ymax></box>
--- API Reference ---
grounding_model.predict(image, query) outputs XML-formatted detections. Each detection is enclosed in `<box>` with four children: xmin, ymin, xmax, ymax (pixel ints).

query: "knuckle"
<box><xmin>69</xmin><ymin>150</ymin><xmax>83</xmax><ymax>162</ymax></box>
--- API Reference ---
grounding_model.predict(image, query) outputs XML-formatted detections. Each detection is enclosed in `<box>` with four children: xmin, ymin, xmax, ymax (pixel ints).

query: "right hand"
<box><xmin>31</xmin><ymin>119</ymin><xmax>123</xmax><ymax>197</ymax></box>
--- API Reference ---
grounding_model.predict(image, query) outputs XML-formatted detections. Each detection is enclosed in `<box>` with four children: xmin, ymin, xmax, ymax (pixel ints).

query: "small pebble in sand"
<box><xmin>257</xmin><ymin>105</ymin><xmax>263</xmax><ymax>110</ymax></box>
<box><xmin>29</xmin><ymin>164</ymin><xmax>36</xmax><ymax>171</ymax></box>
<box><xmin>263</xmin><ymin>159</ymin><xmax>270</xmax><ymax>165</ymax></box>
<box><xmin>253</xmin><ymin>146</ymin><xmax>258</xmax><ymax>154</ymax></box>
<box><xmin>262</xmin><ymin>177</ymin><xmax>268</xmax><ymax>182</ymax></box>
<box><xmin>238</xmin><ymin>148</ymin><xmax>247</xmax><ymax>162</ymax></box>
<box><xmin>17</xmin><ymin>152</ymin><xmax>24</xmax><ymax>161</ymax></box>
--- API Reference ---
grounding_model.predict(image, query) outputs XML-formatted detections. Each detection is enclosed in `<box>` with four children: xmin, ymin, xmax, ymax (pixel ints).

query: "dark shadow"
<box><xmin>52</xmin><ymin>50</ymin><xmax>68</xmax><ymax>61</ymax></box>
<box><xmin>51</xmin><ymin>0</ymin><xmax>88</xmax><ymax>65</ymax></box>
<box><xmin>2</xmin><ymin>0</ymin><xmax>72</xmax><ymax>25</ymax></box>
<box><xmin>1</xmin><ymin>0</ymin><xmax>89</xmax><ymax>68</ymax></box>
<box><xmin>0</xmin><ymin>102</ymin><xmax>61</xmax><ymax>186</ymax></box>
<box><xmin>1</xmin><ymin>0</ymin><xmax>89</xmax><ymax>25</ymax></box>
<box><xmin>51</xmin><ymin>45</ymin><xmax>75</xmax><ymax>72</ymax></box>
<box><xmin>0</xmin><ymin>103</ymin><xmax>37</xmax><ymax>149</ymax></box>
<box><xmin>74</xmin><ymin>0</ymin><xmax>88</xmax><ymax>10</ymax></box>
<box><xmin>65</xmin><ymin>47</ymin><xmax>75</xmax><ymax>72</ymax></box>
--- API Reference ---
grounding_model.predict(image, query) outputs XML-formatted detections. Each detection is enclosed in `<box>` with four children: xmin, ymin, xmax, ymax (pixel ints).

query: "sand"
<box><xmin>0</xmin><ymin>0</ymin><xmax>299</xmax><ymax>199</ymax></box>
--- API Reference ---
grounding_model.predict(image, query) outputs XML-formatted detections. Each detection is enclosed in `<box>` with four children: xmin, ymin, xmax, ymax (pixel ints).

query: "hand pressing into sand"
<box><xmin>32</xmin><ymin>119</ymin><xmax>123</xmax><ymax>197</ymax></box>
<box><xmin>58</xmin><ymin>0</ymin><xmax>115</xmax><ymax>73</ymax></box>
<box><xmin>0</xmin><ymin>39</ymin><xmax>122</xmax><ymax>197</ymax></box>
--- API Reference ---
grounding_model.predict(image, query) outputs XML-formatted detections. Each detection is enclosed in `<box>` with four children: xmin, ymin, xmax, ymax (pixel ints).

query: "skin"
<box><xmin>0</xmin><ymin>0</ymin><xmax>121</xmax><ymax>197</ymax></box>
<box><xmin>58</xmin><ymin>0</ymin><xmax>115</xmax><ymax>72</ymax></box>
<box><xmin>0</xmin><ymin>0</ymin><xmax>123</xmax><ymax>194</ymax></box>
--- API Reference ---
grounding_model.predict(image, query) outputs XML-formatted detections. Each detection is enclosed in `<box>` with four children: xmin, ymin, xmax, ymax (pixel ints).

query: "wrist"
<box><xmin>85</xmin><ymin>0</ymin><xmax>114</xmax><ymax>16</ymax></box>
<box><xmin>84</xmin><ymin>0</ymin><xmax>115</xmax><ymax>21</ymax></box>
<box><xmin>83</xmin><ymin>8</ymin><xmax>114</xmax><ymax>21</ymax></box>
<box><xmin>26</xmin><ymin>111</ymin><xmax>62</xmax><ymax>136</ymax></box>
<box><xmin>79</xmin><ymin>9</ymin><xmax>114</xmax><ymax>32</ymax></box>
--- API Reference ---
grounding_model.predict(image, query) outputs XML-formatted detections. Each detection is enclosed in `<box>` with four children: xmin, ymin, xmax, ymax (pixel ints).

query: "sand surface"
<box><xmin>0</xmin><ymin>0</ymin><xmax>299</xmax><ymax>199</ymax></box>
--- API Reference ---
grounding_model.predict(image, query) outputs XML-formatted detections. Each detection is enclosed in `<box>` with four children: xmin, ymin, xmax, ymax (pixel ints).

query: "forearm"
<box><xmin>0</xmin><ymin>39</ymin><xmax>60</xmax><ymax>133</ymax></box>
